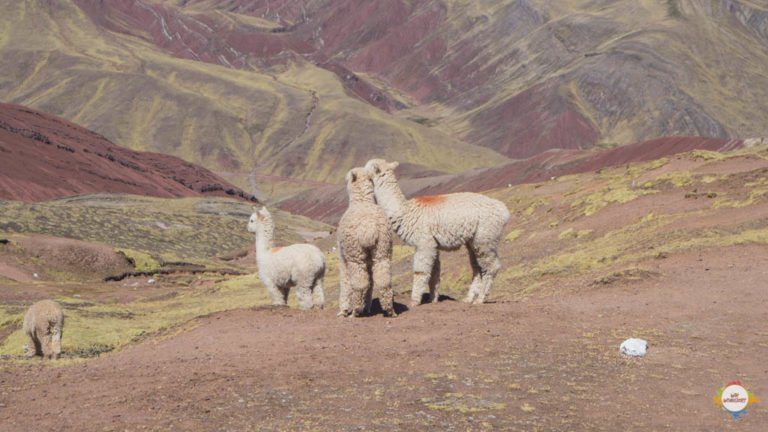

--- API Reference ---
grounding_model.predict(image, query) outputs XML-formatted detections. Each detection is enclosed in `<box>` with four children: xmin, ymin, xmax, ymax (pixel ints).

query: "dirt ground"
<box><xmin>0</xmin><ymin>244</ymin><xmax>766</xmax><ymax>431</ymax></box>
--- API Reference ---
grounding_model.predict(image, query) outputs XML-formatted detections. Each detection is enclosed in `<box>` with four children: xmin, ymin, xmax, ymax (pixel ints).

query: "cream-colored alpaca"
<box><xmin>23</xmin><ymin>299</ymin><xmax>64</xmax><ymax>359</ymax></box>
<box><xmin>365</xmin><ymin>159</ymin><xmax>510</xmax><ymax>306</ymax></box>
<box><xmin>337</xmin><ymin>167</ymin><xmax>395</xmax><ymax>317</ymax></box>
<box><xmin>248</xmin><ymin>207</ymin><xmax>325</xmax><ymax>309</ymax></box>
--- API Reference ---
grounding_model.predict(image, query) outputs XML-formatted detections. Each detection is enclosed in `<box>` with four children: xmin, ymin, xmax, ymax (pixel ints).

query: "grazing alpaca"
<box><xmin>23</xmin><ymin>299</ymin><xmax>64</xmax><ymax>359</ymax></box>
<box><xmin>248</xmin><ymin>207</ymin><xmax>325</xmax><ymax>309</ymax></box>
<box><xmin>365</xmin><ymin>159</ymin><xmax>510</xmax><ymax>306</ymax></box>
<box><xmin>337</xmin><ymin>167</ymin><xmax>395</xmax><ymax>317</ymax></box>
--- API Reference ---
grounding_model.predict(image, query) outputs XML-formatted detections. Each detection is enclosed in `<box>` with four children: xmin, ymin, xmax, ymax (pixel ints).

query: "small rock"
<box><xmin>32</xmin><ymin>273</ymin><xmax>39</xmax><ymax>278</ymax></box>
<box><xmin>73</xmin><ymin>294</ymin><xmax>81</xmax><ymax>298</ymax></box>
<box><xmin>147</xmin><ymin>278</ymin><xmax>156</xmax><ymax>285</ymax></box>
<box><xmin>620</xmin><ymin>338</ymin><xmax>648</xmax><ymax>357</ymax></box>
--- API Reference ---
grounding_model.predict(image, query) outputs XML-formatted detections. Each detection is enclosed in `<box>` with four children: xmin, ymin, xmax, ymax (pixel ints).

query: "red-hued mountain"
<box><xmin>3</xmin><ymin>0</ymin><xmax>768</xmax><ymax>192</ymax></box>
<box><xmin>0</xmin><ymin>104</ymin><xmax>255</xmax><ymax>203</ymax></box>
<box><xmin>278</xmin><ymin>136</ymin><xmax>743</xmax><ymax>224</ymax></box>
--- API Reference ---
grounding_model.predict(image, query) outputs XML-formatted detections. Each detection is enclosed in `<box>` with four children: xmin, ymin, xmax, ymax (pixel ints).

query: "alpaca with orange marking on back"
<box><xmin>248</xmin><ymin>207</ymin><xmax>325</xmax><ymax>309</ymax></box>
<box><xmin>365</xmin><ymin>159</ymin><xmax>510</xmax><ymax>306</ymax></box>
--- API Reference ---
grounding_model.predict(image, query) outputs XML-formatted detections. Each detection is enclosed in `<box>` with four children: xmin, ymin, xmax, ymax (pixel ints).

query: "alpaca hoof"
<box><xmin>410</xmin><ymin>301</ymin><xmax>421</xmax><ymax>308</ymax></box>
<box><xmin>462</xmin><ymin>296</ymin><xmax>474</xmax><ymax>304</ymax></box>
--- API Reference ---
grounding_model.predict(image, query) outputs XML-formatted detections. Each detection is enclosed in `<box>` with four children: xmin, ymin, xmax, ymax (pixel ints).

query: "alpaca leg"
<box><xmin>312</xmin><ymin>275</ymin><xmax>325</xmax><ymax>310</ymax></box>
<box><xmin>464</xmin><ymin>245</ymin><xmax>483</xmax><ymax>303</ymax></box>
<box><xmin>51</xmin><ymin>326</ymin><xmax>62</xmax><ymax>359</ymax></box>
<box><xmin>40</xmin><ymin>332</ymin><xmax>53</xmax><ymax>359</ymax></box>
<box><xmin>337</xmin><ymin>258</ymin><xmax>352</xmax><ymax>316</ymax></box>
<box><xmin>475</xmin><ymin>246</ymin><xmax>501</xmax><ymax>304</ymax></box>
<box><xmin>411</xmin><ymin>246</ymin><xmax>437</xmax><ymax>307</ymax></box>
<box><xmin>364</xmin><ymin>266</ymin><xmax>374</xmax><ymax>314</ymax></box>
<box><xmin>24</xmin><ymin>332</ymin><xmax>37</xmax><ymax>358</ymax></box>
<box><xmin>295</xmin><ymin>280</ymin><xmax>314</xmax><ymax>310</ymax></box>
<box><xmin>266</xmin><ymin>283</ymin><xmax>287</xmax><ymax>306</ymax></box>
<box><xmin>372</xmin><ymin>259</ymin><xmax>395</xmax><ymax>317</ymax></box>
<box><xmin>347</xmin><ymin>261</ymin><xmax>370</xmax><ymax>317</ymax></box>
<box><xmin>429</xmin><ymin>252</ymin><xmax>441</xmax><ymax>303</ymax></box>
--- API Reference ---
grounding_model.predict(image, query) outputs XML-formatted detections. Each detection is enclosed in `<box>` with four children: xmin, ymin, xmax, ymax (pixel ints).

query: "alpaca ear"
<box><xmin>389</xmin><ymin>161</ymin><xmax>399</xmax><ymax>170</ymax></box>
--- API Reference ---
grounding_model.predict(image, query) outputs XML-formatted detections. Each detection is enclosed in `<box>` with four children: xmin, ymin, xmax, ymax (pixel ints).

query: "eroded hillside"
<box><xmin>2</xmin><ymin>0</ymin><xmax>767</xmax><ymax>197</ymax></box>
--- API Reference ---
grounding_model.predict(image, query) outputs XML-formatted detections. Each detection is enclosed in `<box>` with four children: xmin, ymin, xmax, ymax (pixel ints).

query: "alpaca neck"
<box><xmin>350</xmin><ymin>188</ymin><xmax>375</xmax><ymax>204</ymax></box>
<box><xmin>255</xmin><ymin>228</ymin><xmax>275</xmax><ymax>257</ymax></box>
<box><xmin>374</xmin><ymin>178</ymin><xmax>409</xmax><ymax>221</ymax></box>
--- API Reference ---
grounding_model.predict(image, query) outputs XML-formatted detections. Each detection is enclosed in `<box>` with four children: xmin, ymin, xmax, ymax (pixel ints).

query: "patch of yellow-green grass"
<box><xmin>558</xmin><ymin>228</ymin><xmax>593</xmax><ymax>240</ymax></box>
<box><xmin>643</xmin><ymin>170</ymin><xmax>695</xmax><ymax>188</ymax></box>
<box><xmin>392</xmin><ymin>245</ymin><xmax>415</xmax><ymax>262</ymax></box>
<box><xmin>421</xmin><ymin>393</ymin><xmax>506</xmax><ymax>413</ymax></box>
<box><xmin>117</xmin><ymin>248</ymin><xmax>160</xmax><ymax>272</ymax></box>
<box><xmin>424</xmin><ymin>373</ymin><xmax>458</xmax><ymax>382</ymax></box>
<box><xmin>522</xmin><ymin>198</ymin><xmax>549</xmax><ymax>216</ymax></box>
<box><xmin>687</xmin><ymin>150</ymin><xmax>727</xmax><ymax>161</ymax></box>
<box><xmin>500</xmin><ymin>218</ymin><xmax>768</xmax><ymax>297</ymax></box>
<box><xmin>592</xmin><ymin>267</ymin><xmax>658</xmax><ymax>285</ymax></box>
<box><xmin>713</xmin><ymin>189</ymin><xmax>768</xmax><ymax>208</ymax></box>
<box><xmin>653</xmin><ymin>227</ymin><xmax>768</xmax><ymax>252</ymax></box>
<box><xmin>501</xmin><ymin>214</ymin><xmax>669</xmax><ymax>284</ymax></box>
<box><xmin>0</xmin><ymin>195</ymin><xmax>329</xmax><ymax>264</ymax></box>
<box><xmin>0</xmin><ymin>273</ymin><xmax>271</xmax><ymax>359</ymax></box>
<box><xmin>571</xmin><ymin>184</ymin><xmax>658</xmax><ymax>216</ymax></box>
<box><xmin>713</xmin><ymin>178</ymin><xmax>768</xmax><ymax>208</ymax></box>
<box><xmin>640</xmin><ymin>212</ymin><xmax>656</xmax><ymax>223</ymax></box>
<box><xmin>701</xmin><ymin>174</ymin><xmax>722</xmax><ymax>184</ymax></box>
<box><xmin>440</xmin><ymin>270</ymin><xmax>473</xmax><ymax>297</ymax></box>
<box><xmin>505</xmin><ymin>229</ymin><xmax>524</xmax><ymax>242</ymax></box>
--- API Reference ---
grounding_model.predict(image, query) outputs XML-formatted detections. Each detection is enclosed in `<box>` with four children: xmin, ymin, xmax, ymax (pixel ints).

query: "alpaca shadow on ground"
<box><xmin>416</xmin><ymin>293</ymin><xmax>457</xmax><ymax>304</ymax></box>
<box><xmin>367</xmin><ymin>299</ymin><xmax>410</xmax><ymax>316</ymax></box>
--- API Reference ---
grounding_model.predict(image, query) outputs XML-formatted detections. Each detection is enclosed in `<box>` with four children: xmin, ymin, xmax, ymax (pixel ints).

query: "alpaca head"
<box><xmin>345</xmin><ymin>167</ymin><xmax>375</xmax><ymax>202</ymax></box>
<box><xmin>248</xmin><ymin>206</ymin><xmax>274</xmax><ymax>235</ymax></box>
<box><xmin>364</xmin><ymin>159</ymin><xmax>399</xmax><ymax>187</ymax></box>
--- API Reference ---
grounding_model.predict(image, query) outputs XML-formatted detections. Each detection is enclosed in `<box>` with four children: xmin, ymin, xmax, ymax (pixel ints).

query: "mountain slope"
<box><xmin>0</xmin><ymin>0</ymin><xmax>507</xmax><ymax>194</ymax></box>
<box><xmin>1</xmin><ymin>0</ymin><xmax>767</xmax><ymax>197</ymax></box>
<box><xmin>278</xmin><ymin>136</ymin><xmax>745</xmax><ymax>223</ymax></box>
<box><xmin>0</xmin><ymin>103</ymin><xmax>253</xmax><ymax>202</ymax></box>
<box><xmin>156</xmin><ymin>0</ymin><xmax>768</xmax><ymax>156</ymax></box>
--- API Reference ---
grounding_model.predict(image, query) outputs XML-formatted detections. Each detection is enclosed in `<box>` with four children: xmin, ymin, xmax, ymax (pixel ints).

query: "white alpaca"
<box><xmin>23</xmin><ymin>299</ymin><xmax>64</xmax><ymax>359</ymax></box>
<box><xmin>337</xmin><ymin>167</ymin><xmax>395</xmax><ymax>317</ymax></box>
<box><xmin>248</xmin><ymin>207</ymin><xmax>325</xmax><ymax>309</ymax></box>
<box><xmin>365</xmin><ymin>159</ymin><xmax>510</xmax><ymax>306</ymax></box>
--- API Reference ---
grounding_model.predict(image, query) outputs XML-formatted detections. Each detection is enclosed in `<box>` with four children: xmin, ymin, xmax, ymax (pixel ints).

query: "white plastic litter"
<box><xmin>147</xmin><ymin>278</ymin><xmax>157</xmax><ymax>285</ymax></box>
<box><xmin>620</xmin><ymin>338</ymin><xmax>647</xmax><ymax>357</ymax></box>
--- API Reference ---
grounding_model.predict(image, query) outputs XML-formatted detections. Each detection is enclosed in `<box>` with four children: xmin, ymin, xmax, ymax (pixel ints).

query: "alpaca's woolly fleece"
<box><xmin>248</xmin><ymin>207</ymin><xmax>325</xmax><ymax>309</ymax></box>
<box><xmin>337</xmin><ymin>167</ymin><xmax>395</xmax><ymax>317</ymax></box>
<box><xmin>365</xmin><ymin>159</ymin><xmax>510</xmax><ymax>306</ymax></box>
<box><xmin>23</xmin><ymin>299</ymin><xmax>64</xmax><ymax>359</ymax></box>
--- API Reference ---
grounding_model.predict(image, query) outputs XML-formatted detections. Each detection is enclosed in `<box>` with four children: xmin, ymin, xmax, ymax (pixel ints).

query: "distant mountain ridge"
<box><xmin>0</xmin><ymin>103</ymin><xmax>255</xmax><ymax>202</ymax></box>
<box><xmin>1</xmin><ymin>0</ymin><xmax>767</xmax><ymax>194</ymax></box>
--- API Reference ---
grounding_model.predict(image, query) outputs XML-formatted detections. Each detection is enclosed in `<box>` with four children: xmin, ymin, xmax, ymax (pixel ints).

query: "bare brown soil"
<box><xmin>0</xmin><ymin>245</ymin><xmax>765</xmax><ymax>431</ymax></box>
